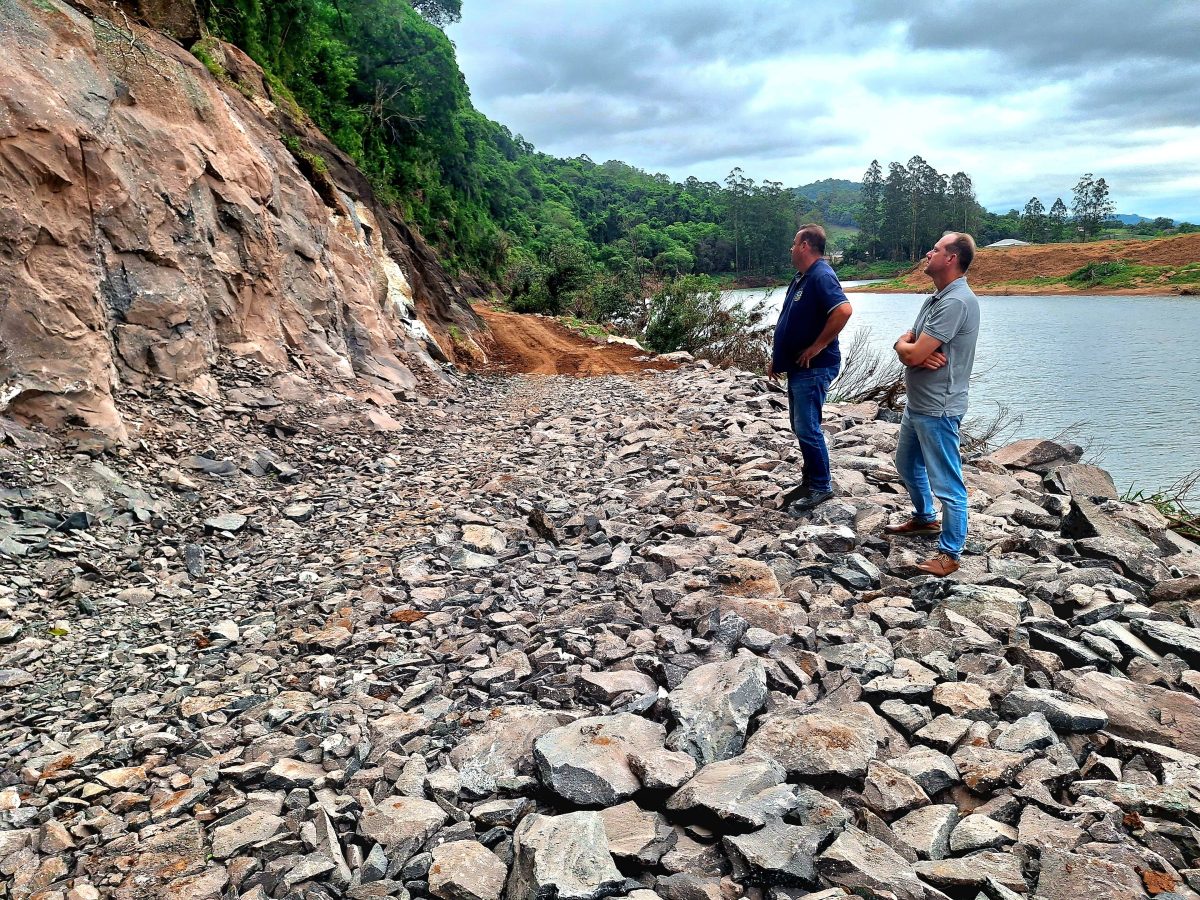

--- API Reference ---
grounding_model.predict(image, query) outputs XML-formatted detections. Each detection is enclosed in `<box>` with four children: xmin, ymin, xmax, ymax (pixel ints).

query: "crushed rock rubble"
<box><xmin>2</xmin><ymin>356</ymin><xmax>1200</xmax><ymax>900</ymax></box>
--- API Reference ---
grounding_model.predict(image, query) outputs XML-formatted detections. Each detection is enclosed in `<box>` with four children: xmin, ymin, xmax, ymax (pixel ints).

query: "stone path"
<box><xmin>2</xmin><ymin>358</ymin><xmax>1200</xmax><ymax>900</ymax></box>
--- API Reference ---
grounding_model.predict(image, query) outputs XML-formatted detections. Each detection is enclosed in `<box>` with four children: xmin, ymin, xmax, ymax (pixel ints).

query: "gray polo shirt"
<box><xmin>904</xmin><ymin>276</ymin><xmax>980</xmax><ymax>417</ymax></box>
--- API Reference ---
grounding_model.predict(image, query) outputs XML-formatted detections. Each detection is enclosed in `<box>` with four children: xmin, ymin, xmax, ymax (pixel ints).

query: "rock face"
<box><xmin>0</xmin><ymin>0</ymin><xmax>478</xmax><ymax>442</ymax></box>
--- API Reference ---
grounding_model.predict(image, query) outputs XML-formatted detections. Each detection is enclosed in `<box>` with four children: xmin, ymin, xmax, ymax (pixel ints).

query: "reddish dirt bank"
<box><xmin>851</xmin><ymin>233</ymin><xmax>1200</xmax><ymax>295</ymax></box>
<box><xmin>473</xmin><ymin>306</ymin><xmax>676</xmax><ymax>376</ymax></box>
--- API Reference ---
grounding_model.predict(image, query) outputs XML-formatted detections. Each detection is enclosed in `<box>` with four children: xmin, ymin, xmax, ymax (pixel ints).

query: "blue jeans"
<box><xmin>896</xmin><ymin>410</ymin><xmax>968</xmax><ymax>557</ymax></box>
<box><xmin>787</xmin><ymin>366</ymin><xmax>839</xmax><ymax>493</ymax></box>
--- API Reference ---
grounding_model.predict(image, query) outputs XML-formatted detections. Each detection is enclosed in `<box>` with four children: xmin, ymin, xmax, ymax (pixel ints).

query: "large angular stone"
<box><xmin>666</xmin><ymin>754</ymin><xmax>795</xmax><ymax>828</ymax></box>
<box><xmin>745</xmin><ymin>702</ymin><xmax>885</xmax><ymax>779</ymax></box>
<box><xmin>358</xmin><ymin>796</ymin><xmax>446</xmax><ymax>862</ymax></box>
<box><xmin>948</xmin><ymin>814</ymin><xmax>1016</xmax><ymax>852</ymax></box>
<box><xmin>1035</xmin><ymin>849</ymin><xmax>1148</xmax><ymax>900</ymax></box>
<box><xmin>888</xmin><ymin>747</ymin><xmax>961</xmax><ymax>796</ymax></box>
<box><xmin>915</xmin><ymin>852</ymin><xmax>1026</xmax><ymax>894</ymax></box>
<box><xmin>892</xmin><ymin>805</ymin><xmax>957</xmax><ymax>860</ymax></box>
<box><xmin>817</xmin><ymin>827</ymin><xmax>949</xmax><ymax>900</ymax></box>
<box><xmin>429</xmin><ymin>841</ymin><xmax>508</xmax><ymax>900</ymax></box>
<box><xmin>951</xmin><ymin>746</ymin><xmax>1029</xmax><ymax>792</ymax></box>
<box><xmin>1017</xmin><ymin>806</ymin><xmax>1085</xmax><ymax>854</ymax></box>
<box><xmin>535</xmin><ymin>714</ymin><xmax>695</xmax><ymax>806</ymax></box>
<box><xmin>667</xmin><ymin>652</ymin><xmax>766</xmax><ymax>764</ymax></box>
<box><xmin>1045</xmin><ymin>463</ymin><xmax>1118</xmax><ymax>499</ymax></box>
<box><xmin>507</xmin><ymin>813</ymin><xmax>624</xmax><ymax>900</ymax></box>
<box><xmin>723</xmin><ymin>819</ymin><xmax>832</xmax><ymax>887</ymax></box>
<box><xmin>450</xmin><ymin>708</ymin><xmax>573</xmax><ymax>795</ymax></box>
<box><xmin>999</xmin><ymin>686</ymin><xmax>1107</xmax><ymax>732</ymax></box>
<box><xmin>1069</xmin><ymin>672</ymin><xmax>1200</xmax><ymax>754</ymax></box>
<box><xmin>210</xmin><ymin>812</ymin><xmax>285</xmax><ymax>859</ymax></box>
<box><xmin>1128</xmin><ymin>618</ymin><xmax>1200</xmax><ymax>666</ymax></box>
<box><xmin>599</xmin><ymin>802</ymin><xmax>675</xmax><ymax>866</ymax></box>
<box><xmin>985</xmin><ymin>438</ymin><xmax>1081</xmax><ymax>472</ymax></box>
<box><xmin>860</xmin><ymin>761</ymin><xmax>930</xmax><ymax>816</ymax></box>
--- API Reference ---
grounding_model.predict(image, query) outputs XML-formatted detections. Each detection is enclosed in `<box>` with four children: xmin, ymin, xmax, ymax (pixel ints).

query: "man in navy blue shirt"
<box><xmin>768</xmin><ymin>225</ymin><xmax>853</xmax><ymax>511</ymax></box>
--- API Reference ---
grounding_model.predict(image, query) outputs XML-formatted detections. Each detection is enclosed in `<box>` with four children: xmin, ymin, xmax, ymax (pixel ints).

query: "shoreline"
<box><xmin>847</xmin><ymin>282</ymin><xmax>1198</xmax><ymax>296</ymax></box>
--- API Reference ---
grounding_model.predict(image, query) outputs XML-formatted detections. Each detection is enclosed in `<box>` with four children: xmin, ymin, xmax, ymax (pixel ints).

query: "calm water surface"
<box><xmin>728</xmin><ymin>286</ymin><xmax>1200</xmax><ymax>498</ymax></box>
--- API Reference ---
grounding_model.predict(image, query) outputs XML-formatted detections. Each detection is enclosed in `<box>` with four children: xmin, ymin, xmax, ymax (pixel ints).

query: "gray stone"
<box><xmin>724</xmin><ymin>819</ymin><xmax>832</xmax><ymax>887</ymax></box>
<box><xmin>429</xmin><ymin>841</ymin><xmax>508</xmax><ymax>900</ymax></box>
<box><xmin>914</xmin><ymin>852</ymin><xmax>1027</xmax><ymax>894</ymax></box>
<box><xmin>450</xmin><ymin>708</ymin><xmax>571</xmax><ymax>795</ymax></box>
<box><xmin>599</xmin><ymin>802</ymin><xmax>676</xmax><ymax>866</ymax></box>
<box><xmin>888</xmin><ymin>747</ymin><xmax>961</xmax><ymax>796</ymax></box>
<box><xmin>211</xmin><ymin>811</ymin><xmax>286</xmax><ymax>859</ymax></box>
<box><xmin>1129</xmin><ymin>618</ymin><xmax>1200</xmax><ymax>666</ymax></box>
<box><xmin>507</xmin><ymin>812</ymin><xmax>624</xmax><ymax>900</ymax></box>
<box><xmin>947</xmin><ymin>814</ymin><xmax>1017</xmax><ymax>852</ymax></box>
<box><xmin>1016</xmin><ymin>806</ymin><xmax>1085</xmax><ymax>854</ymax></box>
<box><xmin>358</xmin><ymin>796</ymin><xmax>446</xmax><ymax>863</ymax></box>
<box><xmin>666</xmin><ymin>754</ymin><xmax>795</xmax><ymax>828</ymax></box>
<box><xmin>817</xmin><ymin>827</ymin><xmax>947</xmax><ymax>900</ymax></box>
<box><xmin>203</xmin><ymin>513</ymin><xmax>247</xmax><ymax>533</ymax></box>
<box><xmin>860</xmin><ymin>761</ymin><xmax>930</xmax><ymax>816</ymax></box>
<box><xmin>746</xmin><ymin>703</ymin><xmax>885</xmax><ymax>779</ymax></box>
<box><xmin>892</xmin><ymin>805</ymin><xmax>957</xmax><ymax>860</ymax></box>
<box><xmin>1000</xmin><ymin>686</ymin><xmax>1108</xmax><ymax>732</ymax></box>
<box><xmin>535</xmin><ymin>714</ymin><xmax>695</xmax><ymax>806</ymax></box>
<box><xmin>667</xmin><ymin>652</ymin><xmax>767</xmax><ymax>764</ymax></box>
<box><xmin>1035</xmin><ymin>849</ymin><xmax>1149</xmax><ymax>900</ymax></box>
<box><xmin>994</xmin><ymin>712</ymin><xmax>1058</xmax><ymax>752</ymax></box>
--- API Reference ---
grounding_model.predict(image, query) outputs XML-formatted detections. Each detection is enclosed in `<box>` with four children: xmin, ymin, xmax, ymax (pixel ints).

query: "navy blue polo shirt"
<box><xmin>770</xmin><ymin>259</ymin><xmax>849</xmax><ymax>373</ymax></box>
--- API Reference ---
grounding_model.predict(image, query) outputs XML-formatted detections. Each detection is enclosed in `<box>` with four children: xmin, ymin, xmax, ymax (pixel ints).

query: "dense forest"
<box><xmin>196</xmin><ymin>0</ymin><xmax>1190</xmax><ymax>328</ymax></box>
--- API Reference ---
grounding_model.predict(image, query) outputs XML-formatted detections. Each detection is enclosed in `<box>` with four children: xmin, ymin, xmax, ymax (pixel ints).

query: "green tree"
<box><xmin>859</xmin><ymin>160</ymin><xmax>883</xmax><ymax>258</ymax></box>
<box><xmin>1021</xmin><ymin>197</ymin><xmax>1046</xmax><ymax>242</ymax></box>
<box><xmin>1048</xmin><ymin>197</ymin><xmax>1068</xmax><ymax>241</ymax></box>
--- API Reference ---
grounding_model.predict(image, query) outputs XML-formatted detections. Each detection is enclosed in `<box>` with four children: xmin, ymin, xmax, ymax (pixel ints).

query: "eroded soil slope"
<box><xmin>859</xmin><ymin>233</ymin><xmax>1200</xmax><ymax>294</ymax></box>
<box><xmin>475</xmin><ymin>306</ymin><xmax>676</xmax><ymax>376</ymax></box>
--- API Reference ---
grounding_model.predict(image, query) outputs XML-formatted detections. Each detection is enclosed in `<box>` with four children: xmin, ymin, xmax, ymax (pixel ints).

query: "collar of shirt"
<box><xmin>932</xmin><ymin>275</ymin><xmax>967</xmax><ymax>301</ymax></box>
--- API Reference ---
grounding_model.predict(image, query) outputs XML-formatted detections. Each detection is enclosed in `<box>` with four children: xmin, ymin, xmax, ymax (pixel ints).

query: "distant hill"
<box><xmin>792</xmin><ymin>179</ymin><xmax>861</xmax><ymax>227</ymax></box>
<box><xmin>793</xmin><ymin>178</ymin><xmax>860</xmax><ymax>201</ymax></box>
<box><xmin>1111</xmin><ymin>213</ymin><xmax>1150</xmax><ymax>225</ymax></box>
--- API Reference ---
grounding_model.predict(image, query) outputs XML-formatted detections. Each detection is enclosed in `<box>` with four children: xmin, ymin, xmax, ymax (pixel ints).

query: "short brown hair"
<box><xmin>945</xmin><ymin>232</ymin><xmax>976</xmax><ymax>272</ymax></box>
<box><xmin>797</xmin><ymin>224</ymin><xmax>827</xmax><ymax>256</ymax></box>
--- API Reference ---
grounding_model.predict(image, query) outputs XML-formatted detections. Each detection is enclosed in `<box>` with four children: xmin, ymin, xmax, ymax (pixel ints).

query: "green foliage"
<box><xmin>1066</xmin><ymin>261</ymin><xmax>1134</xmax><ymax>286</ymax></box>
<box><xmin>640</xmin><ymin>276</ymin><xmax>771</xmax><ymax>371</ymax></box>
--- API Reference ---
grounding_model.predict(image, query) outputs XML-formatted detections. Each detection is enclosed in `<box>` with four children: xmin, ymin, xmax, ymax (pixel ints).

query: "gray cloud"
<box><xmin>447</xmin><ymin>1</ymin><xmax>1200</xmax><ymax>217</ymax></box>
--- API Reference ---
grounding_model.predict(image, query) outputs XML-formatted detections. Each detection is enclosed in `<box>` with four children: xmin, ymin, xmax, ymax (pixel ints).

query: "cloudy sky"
<box><xmin>446</xmin><ymin>1</ymin><xmax>1200</xmax><ymax>221</ymax></box>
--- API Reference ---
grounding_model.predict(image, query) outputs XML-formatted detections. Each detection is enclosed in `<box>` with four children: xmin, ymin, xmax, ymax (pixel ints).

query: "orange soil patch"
<box><xmin>851</xmin><ymin>233</ymin><xmax>1200</xmax><ymax>295</ymax></box>
<box><xmin>472</xmin><ymin>306</ymin><xmax>675</xmax><ymax>377</ymax></box>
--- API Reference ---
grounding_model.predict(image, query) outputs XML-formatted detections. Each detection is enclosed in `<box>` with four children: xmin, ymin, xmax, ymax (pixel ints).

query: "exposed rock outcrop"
<box><xmin>0</xmin><ymin>0</ymin><xmax>479</xmax><ymax>444</ymax></box>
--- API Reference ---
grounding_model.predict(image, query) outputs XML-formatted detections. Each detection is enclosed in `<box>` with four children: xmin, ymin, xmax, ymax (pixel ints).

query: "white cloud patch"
<box><xmin>447</xmin><ymin>0</ymin><xmax>1200</xmax><ymax>220</ymax></box>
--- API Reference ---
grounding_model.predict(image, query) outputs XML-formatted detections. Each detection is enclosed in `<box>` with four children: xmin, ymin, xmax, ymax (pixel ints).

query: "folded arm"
<box><xmin>894</xmin><ymin>330</ymin><xmax>946</xmax><ymax>368</ymax></box>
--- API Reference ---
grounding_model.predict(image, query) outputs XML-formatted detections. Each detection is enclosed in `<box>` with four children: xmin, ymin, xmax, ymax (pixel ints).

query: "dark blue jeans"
<box><xmin>787</xmin><ymin>366</ymin><xmax>839</xmax><ymax>493</ymax></box>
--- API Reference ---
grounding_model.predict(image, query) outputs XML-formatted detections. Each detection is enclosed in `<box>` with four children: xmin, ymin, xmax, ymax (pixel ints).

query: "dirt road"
<box><xmin>855</xmin><ymin>232</ymin><xmax>1200</xmax><ymax>294</ymax></box>
<box><xmin>474</xmin><ymin>306</ymin><xmax>676</xmax><ymax>376</ymax></box>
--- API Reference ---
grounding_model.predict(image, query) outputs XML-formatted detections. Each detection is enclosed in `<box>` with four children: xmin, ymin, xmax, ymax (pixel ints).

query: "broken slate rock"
<box><xmin>666</xmin><ymin>754</ymin><xmax>795</xmax><ymax>829</ymax></box>
<box><xmin>507</xmin><ymin>812</ymin><xmax>624</xmax><ymax>900</ymax></box>
<box><xmin>667</xmin><ymin>652</ymin><xmax>767</xmax><ymax>765</ymax></box>
<box><xmin>535</xmin><ymin>714</ymin><xmax>695</xmax><ymax>806</ymax></box>
<box><xmin>429</xmin><ymin>840</ymin><xmax>508</xmax><ymax>900</ymax></box>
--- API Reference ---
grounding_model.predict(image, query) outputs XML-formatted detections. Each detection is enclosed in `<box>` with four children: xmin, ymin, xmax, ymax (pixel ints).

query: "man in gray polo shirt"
<box><xmin>885</xmin><ymin>232</ymin><xmax>980</xmax><ymax>577</ymax></box>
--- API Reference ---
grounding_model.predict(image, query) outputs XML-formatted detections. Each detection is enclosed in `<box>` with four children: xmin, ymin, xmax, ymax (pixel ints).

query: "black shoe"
<box><xmin>789</xmin><ymin>489</ymin><xmax>834</xmax><ymax>512</ymax></box>
<box><xmin>779</xmin><ymin>483</ymin><xmax>812</xmax><ymax>509</ymax></box>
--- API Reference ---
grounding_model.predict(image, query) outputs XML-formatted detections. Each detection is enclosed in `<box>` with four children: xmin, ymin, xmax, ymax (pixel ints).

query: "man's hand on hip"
<box><xmin>796</xmin><ymin>345</ymin><xmax>820</xmax><ymax>368</ymax></box>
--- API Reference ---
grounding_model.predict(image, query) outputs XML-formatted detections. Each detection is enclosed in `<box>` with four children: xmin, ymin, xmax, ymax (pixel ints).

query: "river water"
<box><xmin>727</xmin><ymin>285</ymin><xmax>1200</xmax><ymax>499</ymax></box>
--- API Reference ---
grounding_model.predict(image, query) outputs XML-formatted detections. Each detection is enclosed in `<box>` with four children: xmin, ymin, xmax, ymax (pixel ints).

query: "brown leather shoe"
<box><xmin>916</xmin><ymin>553</ymin><xmax>960</xmax><ymax>577</ymax></box>
<box><xmin>884</xmin><ymin>517</ymin><xmax>942</xmax><ymax>536</ymax></box>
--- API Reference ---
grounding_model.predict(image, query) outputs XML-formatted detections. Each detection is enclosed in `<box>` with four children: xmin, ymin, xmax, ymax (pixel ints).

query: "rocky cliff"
<box><xmin>0</xmin><ymin>0</ymin><xmax>481</xmax><ymax>445</ymax></box>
